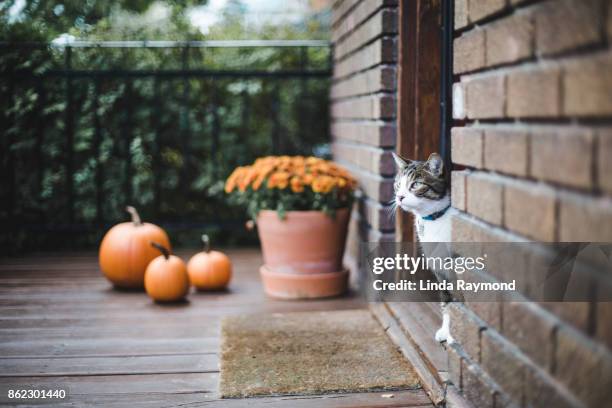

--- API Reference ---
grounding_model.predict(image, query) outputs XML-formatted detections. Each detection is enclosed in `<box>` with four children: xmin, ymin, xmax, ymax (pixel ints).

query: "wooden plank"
<box><xmin>396</xmin><ymin>0</ymin><xmax>442</xmax><ymax>242</ymax></box>
<box><xmin>0</xmin><ymin>373</ymin><xmax>218</xmax><ymax>404</ymax></box>
<box><xmin>0</xmin><ymin>388</ymin><xmax>432</xmax><ymax>408</ymax></box>
<box><xmin>0</xmin><ymin>297</ymin><xmax>363</xmax><ymax>316</ymax></box>
<box><xmin>0</xmin><ymin>354</ymin><xmax>218</xmax><ymax>377</ymax></box>
<box><xmin>74</xmin><ymin>389</ymin><xmax>431</xmax><ymax>408</ymax></box>
<box><xmin>0</xmin><ymin>337</ymin><xmax>218</xmax><ymax>357</ymax></box>
<box><xmin>0</xmin><ymin>324</ymin><xmax>219</xmax><ymax>342</ymax></box>
<box><xmin>0</xmin><ymin>294</ymin><xmax>363</xmax><ymax>312</ymax></box>
<box><xmin>0</xmin><ymin>250</ymin><xmax>418</xmax><ymax>407</ymax></box>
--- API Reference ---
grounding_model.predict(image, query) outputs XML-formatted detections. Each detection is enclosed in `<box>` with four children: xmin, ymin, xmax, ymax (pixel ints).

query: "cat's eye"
<box><xmin>410</xmin><ymin>181</ymin><xmax>426</xmax><ymax>190</ymax></box>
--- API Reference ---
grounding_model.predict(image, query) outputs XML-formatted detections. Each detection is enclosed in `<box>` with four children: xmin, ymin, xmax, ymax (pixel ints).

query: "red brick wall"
<box><xmin>331</xmin><ymin>1</ymin><xmax>612</xmax><ymax>406</ymax></box>
<box><xmin>330</xmin><ymin>0</ymin><xmax>398</xmax><ymax>280</ymax></box>
<box><xmin>450</xmin><ymin>0</ymin><xmax>612</xmax><ymax>407</ymax></box>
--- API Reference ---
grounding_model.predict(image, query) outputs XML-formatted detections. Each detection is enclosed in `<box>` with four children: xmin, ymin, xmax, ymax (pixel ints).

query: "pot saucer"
<box><xmin>259</xmin><ymin>265</ymin><xmax>348</xmax><ymax>300</ymax></box>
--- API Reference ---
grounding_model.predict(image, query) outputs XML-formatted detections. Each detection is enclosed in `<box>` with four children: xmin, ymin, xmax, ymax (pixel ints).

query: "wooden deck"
<box><xmin>0</xmin><ymin>249</ymin><xmax>433</xmax><ymax>407</ymax></box>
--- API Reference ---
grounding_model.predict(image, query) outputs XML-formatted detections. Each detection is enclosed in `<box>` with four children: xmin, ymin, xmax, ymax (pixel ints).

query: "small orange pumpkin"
<box><xmin>144</xmin><ymin>242</ymin><xmax>190</xmax><ymax>302</ymax></box>
<box><xmin>99</xmin><ymin>206</ymin><xmax>171</xmax><ymax>288</ymax></box>
<box><xmin>187</xmin><ymin>235</ymin><xmax>232</xmax><ymax>291</ymax></box>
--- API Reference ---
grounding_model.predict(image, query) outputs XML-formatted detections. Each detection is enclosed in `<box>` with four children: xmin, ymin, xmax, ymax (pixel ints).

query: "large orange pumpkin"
<box><xmin>99</xmin><ymin>206</ymin><xmax>170</xmax><ymax>288</ymax></box>
<box><xmin>145</xmin><ymin>242</ymin><xmax>190</xmax><ymax>302</ymax></box>
<box><xmin>187</xmin><ymin>235</ymin><xmax>232</xmax><ymax>291</ymax></box>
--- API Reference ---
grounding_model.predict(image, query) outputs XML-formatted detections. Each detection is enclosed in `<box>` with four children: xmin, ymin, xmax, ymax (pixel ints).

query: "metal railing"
<box><xmin>0</xmin><ymin>40</ymin><xmax>333</xmax><ymax>252</ymax></box>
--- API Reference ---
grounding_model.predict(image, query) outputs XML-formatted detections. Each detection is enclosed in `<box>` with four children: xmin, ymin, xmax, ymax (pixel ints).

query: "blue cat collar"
<box><xmin>422</xmin><ymin>205</ymin><xmax>451</xmax><ymax>221</ymax></box>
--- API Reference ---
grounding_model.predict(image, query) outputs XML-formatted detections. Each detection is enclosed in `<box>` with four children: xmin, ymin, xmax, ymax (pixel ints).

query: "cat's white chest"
<box><xmin>415</xmin><ymin>209</ymin><xmax>453</xmax><ymax>243</ymax></box>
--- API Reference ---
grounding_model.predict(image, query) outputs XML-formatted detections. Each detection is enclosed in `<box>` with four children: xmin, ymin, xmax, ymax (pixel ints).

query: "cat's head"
<box><xmin>392</xmin><ymin>152</ymin><xmax>449</xmax><ymax>216</ymax></box>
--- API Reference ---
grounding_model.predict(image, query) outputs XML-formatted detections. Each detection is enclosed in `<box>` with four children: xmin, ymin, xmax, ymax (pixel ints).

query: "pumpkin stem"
<box><xmin>202</xmin><ymin>234</ymin><xmax>211</xmax><ymax>253</ymax></box>
<box><xmin>151</xmin><ymin>241</ymin><xmax>170</xmax><ymax>260</ymax></box>
<box><xmin>126</xmin><ymin>206</ymin><xmax>142</xmax><ymax>226</ymax></box>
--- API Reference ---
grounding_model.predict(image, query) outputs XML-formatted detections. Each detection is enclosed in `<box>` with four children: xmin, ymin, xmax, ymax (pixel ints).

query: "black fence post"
<box><xmin>6</xmin><ymin>72</ymin><xmax>15</xmax><ymax>221</ymax></box>
<box><xmin>93</xmin><ymin>77</ymin><xmax>103</xmax><ymax>224</ymax></box>
<box><xmin>240</xmin><ymin>87</ymin><xmax>249</xmax><ymax>152</ymax></box>
<box><xmin>298</xmin><ymin>46</ymin><xmax>309</xmax><ymax>152</ymax></box>
<box><xmin>211</xmin><ymin>81</ymin><xmax>220</xmax><ymax>177</ymax></box>
<box><xmin>271</xmin><ymin>83</ymin><xmax>281</xmax><ymax>155</ymax></box>
<box><xmin>152</xmin><ymin>77</ymin><xmax>162</xmax><ymax>218</ymax></box>
<box><xmin>180</xmin><ymin>44</ymin><xmax>191</xmax><ymax>197</ymax></box>
<box><xmin>65</xmin><ymin>46</ymin><xmax>75</xmax><ymax>223</ymax></box>
<box><xmin>35</xmin><ymin>79</ymin><xmax>46</xmax><ymax>203</ymax></box>
<box><xmin>123</xmin><ymin>79</ymin><xmax>133</xmax><ymax>206</ymax></box>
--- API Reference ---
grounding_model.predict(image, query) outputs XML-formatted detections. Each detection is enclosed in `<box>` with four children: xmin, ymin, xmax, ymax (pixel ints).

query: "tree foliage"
<box><xmin>0</xmin><ymin>0</ymin><xmax>331</xmax><ymax>252</ymax></box>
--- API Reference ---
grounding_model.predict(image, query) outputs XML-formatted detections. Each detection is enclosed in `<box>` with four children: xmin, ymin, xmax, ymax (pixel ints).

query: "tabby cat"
<box><xmin>392</xmin><ymin>152</ymin><xmax>454</xmax><ymax>344</ymax></box>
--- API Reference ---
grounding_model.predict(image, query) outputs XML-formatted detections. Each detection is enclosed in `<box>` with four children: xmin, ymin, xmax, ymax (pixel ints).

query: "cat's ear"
<box><xmin>392</xmin><ymin>152</ymin><xmax>412</xmax><ymax>169</ymax></box>
<box><xmin>425</xmin><ymin>153</ymin><xmax>444</xmax><ymax>176</ymax></box>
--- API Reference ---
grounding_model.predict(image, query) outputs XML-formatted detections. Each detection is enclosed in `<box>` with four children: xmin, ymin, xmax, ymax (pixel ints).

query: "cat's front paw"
<box><xmin>434</xmin><ymin>327</ymin><xmax>449</xmax><ymax>343</ymax></box>
<box><xmin>435</xmin><ymin>326</ymin><xmax>451</xmax><ymax>343</ymax></box>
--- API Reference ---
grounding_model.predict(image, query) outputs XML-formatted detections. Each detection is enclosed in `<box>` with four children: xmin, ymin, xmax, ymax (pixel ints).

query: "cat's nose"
<box><xmin>397</xmin><ymin>195</ymin><xmax>405</xmax><ymax>201</ymax></box>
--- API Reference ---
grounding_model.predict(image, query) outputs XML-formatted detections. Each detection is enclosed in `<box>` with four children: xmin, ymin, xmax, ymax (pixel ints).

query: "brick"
<box><xmin>596</xmin><ymin>300</ymin><xmax>612</xmax><ymax>350</ymax></box>
<box><xmin>504</xmin><ymin>179</ymin><xmax>556</xmax><ymax>241</ymax></box>
<box><xmin>331</xmin><ymin>66</ymin><xmax>396</xmax><ymax>99</ymax></box>
<box><xmin>465</xmin><ymin>74</ymin><xmax>505</xmax><ymax>119</ymax></box>
<box><xmin>332</xmin><ymin>142</ymin><xmax>395</xmax><ymax>176</ymax></box>
<box><xmin>469</xmin><ymin>302</ymin><xmax>501</xmax><ymax>332</ymax></box>
<box><xmin>559</xmin><ymin>193</ymin><xmax>612</xmax><ymax>241</ymax></box>
<box><xmin>530</xmin><ymin>127</ymin><xmax>594</xmax><ymax>189</ymax></box>
<box><xmin>484</xmin><ymin>242</ymin><xmax>531</xmax><ymax>295</ymax></box>
<box><xmin>451</xmin><ymin>127</ymin><xmax>483</xmax><ymax>168</ymax></box>
<box><xmin>332</xmin><ymin>0</ymin><xmax>396</xmax><ymax>42</ymax></box>
<box><xmin>483</xmin><ymin>128</ymin><xmax>528</xmax><ymax>176</ymax></box>
<box><xmin>331</xmin><ymin>121</ymin><xmax>396</xmax><ymax>147</ymax></box>
<box><xmin>485</xmin><ymin>12</ymin><xmax>533</xmax><ymax>67</ymax></box>
<box><xmin>555</xmin><ymin>326</ymin><xmax>612</xmax><ymax>407</ymax></box>
<box><xmin>507</xmin><ymin>66</ymin><xmax>560</xmax><ymax>118</ymax></box>
<box><xmin>334</xmin><ymin>38</ymin><xmax>396</xmax><ymax>79</ymax></box>
<box><xmin>467</xmin><ymin>173</ymin><xmax>503</xmax><ymax>226</ymax></box>
<box><xmin>334</xmin><ymin>9</ymin><xmax>398</xmax><ymax>61</ymax></box>
<box><xmin>451</xmin><ymin>213</ymin><xmax>479</xmax><ymax>242</ymax></box>
<box><xmin>454</xmin><ymin>29</ymin><xmax>485</xmax><ymax>73</ymax></box>
<box><xmin>535</xmin><ymin>0</ymin><xmax>602</xmax><ymax>57</ymax></box>
<box><xmin>451</xmin><ymin>170</ymin><xmax>468</xmax><ymax>211</ymax></box>
<box><xmin>331</xmin><ymin>94</ymin><xmax>395</xmax><ymax>120</ymax></box>
<box><xmin>563</xmin><ymin>52</ymin><xmax>612</xmax><ymax>116</ymax></box>
<box><xmin>455</xmin><ymin>0</ymin><xmax>469</xmax><ymax>29</ymax></box>
<box><xmin>331</xmin><ymin>0</ymin><xmax>357</xmax><ymax>23</ymax></box>
<box><xmin>502</xmin><ymin>302</ymin><xmax>556</xmax><ymax>370</ymax></box>
<box><xmin>462</xmin><ymin>364</ymin><xmax>496</xmax><ymax>408</ymax></box>
<box><xmin>451</xmin><ymin>212</ymin><xmax>519</xmax><ymax>244</ymax></box>
<box><xmin>469</xmin><ymin>0</ymin><xmax>506</xmax><ymax>22</ymax></box>
<box><xmin>524</xmin><ymin>365</ymin><xmax>583</xmax><ymax>408</ymax></box>
<box><xmin>481</xmin><ymin>331</ymin><xmax>525</xmax><ymax>401</ymax></box>
<box><xmin>540</xmin><ymin>302</ymin><xmax>590</xmax><ymax>332</ymax></box>
<box><xmin>335</xmin><ymin>162</ymin><xmax>394</xmax><ymax>202</ymax></box>
<box><xmin>598</xmin><ymin>129</ymin><xmax>612</xmax><ymax>194</ymax></box>
<box><xmin>452</xmin><ymin>82</ymin><xmax>466</xmax><ymax>119</ymax></box>
<box><xmin>449</xmin><ymin>303</ymin><xmax>484</xmax><ymax>363</ymax></box>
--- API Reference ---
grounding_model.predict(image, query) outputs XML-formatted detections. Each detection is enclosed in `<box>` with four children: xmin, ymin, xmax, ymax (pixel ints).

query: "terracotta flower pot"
<box><xmin>256</xmin><ymin>208</ymin><xmax>350</xmax><ymax>299</ymax></box>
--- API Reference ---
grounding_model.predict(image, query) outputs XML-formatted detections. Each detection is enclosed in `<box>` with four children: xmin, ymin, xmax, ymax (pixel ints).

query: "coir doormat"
<box><xmin>219</xmin><ymin>309</ymin><xmax>420</xmax><ymax>398</ymax></box>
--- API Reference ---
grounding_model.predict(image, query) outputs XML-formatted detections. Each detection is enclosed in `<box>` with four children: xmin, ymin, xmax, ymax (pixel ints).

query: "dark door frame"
<box><xmin>396</xmin><ymin>0</ymin><xmax>453</xmax><ymax>242</ymax></box>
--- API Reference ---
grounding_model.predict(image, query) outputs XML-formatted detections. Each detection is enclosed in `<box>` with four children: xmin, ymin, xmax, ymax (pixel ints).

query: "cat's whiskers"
<box><xmin>385</xmin><ymin>198</ymin><xmax>398</xmax><ymax>221</ymax></box>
